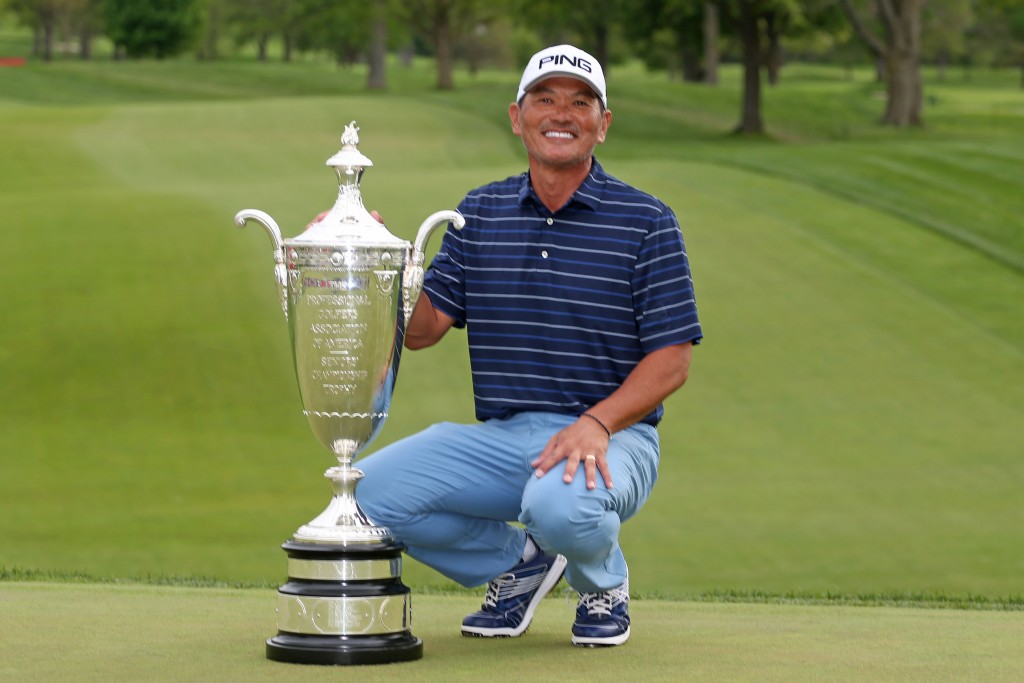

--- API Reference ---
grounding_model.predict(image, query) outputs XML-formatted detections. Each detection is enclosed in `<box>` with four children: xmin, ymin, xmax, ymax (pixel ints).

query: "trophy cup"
<box><xmin>234</xmin><ymin>122</ymin><xmax>464</xmax><ymax>665</ymax></box>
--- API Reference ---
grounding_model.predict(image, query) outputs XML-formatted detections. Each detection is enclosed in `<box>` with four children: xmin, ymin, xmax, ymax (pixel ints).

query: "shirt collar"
<box><xmin>517</xmin><ymin>158</ymin><xmax>607</xmax><ymax>213</ymax></box>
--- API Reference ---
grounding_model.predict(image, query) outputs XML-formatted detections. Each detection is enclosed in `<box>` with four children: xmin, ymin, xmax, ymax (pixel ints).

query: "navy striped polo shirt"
<box><xmin>422</xmin><ymin>159</ymin><xmax>702</xmax><ymax>426</ymax></box>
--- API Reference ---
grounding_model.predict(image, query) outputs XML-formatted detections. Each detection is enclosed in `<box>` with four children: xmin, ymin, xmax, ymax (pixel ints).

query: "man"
<box><xmin>357</xmin><ymin>44</ymin><xmax>702</xmax><ymax>647</ymax></box>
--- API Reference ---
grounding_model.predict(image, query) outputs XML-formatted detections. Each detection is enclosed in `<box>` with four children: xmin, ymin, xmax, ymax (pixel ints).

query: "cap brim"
<box><xmin>518</xmin><ymin>72</ymin><xmax>606</xmax><ymax>107</ymax></box>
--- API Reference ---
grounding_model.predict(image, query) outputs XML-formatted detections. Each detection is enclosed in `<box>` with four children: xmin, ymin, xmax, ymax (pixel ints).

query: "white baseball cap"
<box><xmin>516</xmin><ymin>44</ymin><xmax>607</xmax><ymax>108</ymax></box>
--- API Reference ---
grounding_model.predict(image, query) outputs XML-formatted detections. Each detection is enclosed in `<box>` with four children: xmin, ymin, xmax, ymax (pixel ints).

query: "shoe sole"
<box><xmin>571</xmin><ymin>625</ymin><xmax>631</xmax><ymax>647</ymax></box>
<box><xmin>461</xmin><ymin>554</ymin><xmax>568</xmax><ymax>638</ymax></box>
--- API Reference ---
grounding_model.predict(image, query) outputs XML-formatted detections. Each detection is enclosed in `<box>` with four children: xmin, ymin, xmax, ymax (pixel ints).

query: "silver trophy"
<box><xmin>235</xmin><ymin>122</ymin><xmax>463</xmax><ymax>665</ymax></box>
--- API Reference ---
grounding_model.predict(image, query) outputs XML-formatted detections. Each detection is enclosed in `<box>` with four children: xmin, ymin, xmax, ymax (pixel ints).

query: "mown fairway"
<box><xmin>1</xmin><ymin>52</ymin><xmax>1022</xmax><ymax>613</ymax></box>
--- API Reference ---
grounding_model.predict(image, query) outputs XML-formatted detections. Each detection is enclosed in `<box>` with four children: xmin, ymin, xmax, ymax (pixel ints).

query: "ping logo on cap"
<box><xmin>538</xmin><ymin>54</ymin><xmax>593</xmax><ymax>74</ymax></box>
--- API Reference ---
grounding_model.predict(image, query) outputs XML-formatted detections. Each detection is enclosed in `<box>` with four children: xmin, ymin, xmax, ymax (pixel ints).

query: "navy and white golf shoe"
<box><xmin>461</xmin><ymin>549</ymin><xmax>567</xmax><ymax>638</ymax></box>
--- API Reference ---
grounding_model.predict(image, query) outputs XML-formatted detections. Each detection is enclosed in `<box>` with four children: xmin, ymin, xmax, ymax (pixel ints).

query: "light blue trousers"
<box><xmin>356</xmin><ymin>412</ymin><xmax>659</xmax><ymax>593</ymax></box>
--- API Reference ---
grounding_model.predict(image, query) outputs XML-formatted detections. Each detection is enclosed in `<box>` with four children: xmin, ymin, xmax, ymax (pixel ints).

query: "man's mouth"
<box><xmin>544</xmin><ymin>131</ymin><xmax>575</xmax><ymax>139</ymax></box>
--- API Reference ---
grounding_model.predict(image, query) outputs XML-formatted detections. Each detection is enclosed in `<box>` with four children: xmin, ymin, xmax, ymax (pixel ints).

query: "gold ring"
<box><xmin>584</xmin><ymin>454</ymin><xmax>597</xmax><ymax>462</ymax></box>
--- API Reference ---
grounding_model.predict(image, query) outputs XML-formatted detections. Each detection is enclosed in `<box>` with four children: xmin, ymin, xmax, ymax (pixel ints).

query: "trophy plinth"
<box><xmin>266</xmin><ymin>539</ymin><xmax>422</xmax><ymax>666</ymax></box>
<box><xmin>235</xmin><ymin>122</ymin><xmax>464</xmax><ymax>665</ymax></box>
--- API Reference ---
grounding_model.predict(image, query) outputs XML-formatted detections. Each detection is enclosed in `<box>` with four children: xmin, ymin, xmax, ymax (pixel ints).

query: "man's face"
<box><xmin>509</xmin><ymin>77</ymin><xmax>612</xmax><ymax>171</ymax></box>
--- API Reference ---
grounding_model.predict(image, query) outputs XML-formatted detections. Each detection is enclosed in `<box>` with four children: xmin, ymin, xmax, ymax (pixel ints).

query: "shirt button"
<box><xmin>541</xmin><ymin>250</ymin><xmax>549</xmax><ymax>258</ymax></box>
<box><xmin>546</xmin><ymin>217</ymin><xmax>554</xmax><ymax>225</ymax></box>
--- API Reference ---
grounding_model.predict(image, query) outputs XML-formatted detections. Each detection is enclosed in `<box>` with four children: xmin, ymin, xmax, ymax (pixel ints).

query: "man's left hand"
<box><xmin>532</xmin><ymin>418</ymin><xmax>613</xmax><ymax>491</ymax></box>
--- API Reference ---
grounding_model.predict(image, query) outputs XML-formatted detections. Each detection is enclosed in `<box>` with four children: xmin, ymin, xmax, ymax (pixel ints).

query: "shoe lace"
<box><xmin>578</xmin><ymin>584</ymin><xmax>629</xmax><ymax>617</ymax></box>
<box><xmin>482</xmin><ymin>569</ymin><xmax>547</xmax><ymax>608</ymax></box>
<box><xmin>482</xmin><ymin>573</ymin><xmax>511</xmax><ymax>608</ymax></box>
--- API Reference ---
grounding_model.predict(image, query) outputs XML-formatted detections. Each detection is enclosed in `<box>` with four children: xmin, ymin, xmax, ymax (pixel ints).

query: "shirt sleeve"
<box><xmin>632</xmin><ymin>206</ymin><xmax>703</xmax><ymax>353</ymax></box>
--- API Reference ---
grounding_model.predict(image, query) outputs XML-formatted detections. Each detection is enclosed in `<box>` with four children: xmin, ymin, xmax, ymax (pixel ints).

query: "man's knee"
<box><xmin>520</xmin><ymin>481</ymin><xmax>618</xmax><ymax>556</ymax></box>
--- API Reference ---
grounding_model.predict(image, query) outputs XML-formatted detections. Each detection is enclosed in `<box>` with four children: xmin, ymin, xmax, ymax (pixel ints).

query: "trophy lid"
<box><xmin>289</xmin><ymin>121</ymin><xmax>407</xmax><ymax>248</ymax></box>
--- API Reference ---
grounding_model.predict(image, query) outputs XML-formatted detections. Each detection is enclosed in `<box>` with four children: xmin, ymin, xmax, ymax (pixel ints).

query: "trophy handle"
<box><xmin>403</xmin><ymin>210</ymin><xmax>465</xmax><ymax>324</ymax></box>
<box><xmin>235</xmin><ymin>209</ymin><xmax>289</xmax><ymax>318</ymax></box>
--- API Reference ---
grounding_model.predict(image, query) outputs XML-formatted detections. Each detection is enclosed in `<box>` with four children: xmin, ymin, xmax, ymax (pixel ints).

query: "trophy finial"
<box><xmin>341</xmin><ymin>121</ymin><xmax>360</xmax><ymax>149</ymax></box>
<box><xmin>326</xmin><ymin>122</ymin><xmax>373</xmax><ymax>172</ymax></box>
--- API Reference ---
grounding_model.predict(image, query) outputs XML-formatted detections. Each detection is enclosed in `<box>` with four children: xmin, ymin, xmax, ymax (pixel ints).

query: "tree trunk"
<box><xmin>367</xmin><ymin>0</ymin><xmax>387</xmax><ymax>90</ymax></box>
<box><xmin>593</xmin><ymin>22</ymin><xmax>610</xmax><ymax>74</ymax></box>
<box><xmin>681</xmin><ymin>44</ymin><xmax>703</xmax><ymax>82</ymax></box>
<box><xmin>435</xmin><ymin>19</ymin><xmax>454</xmax><ymax>90</ymax></box>
<box><xmin>703</xmin><ymin>2</ymin><xmax>719</xmax><ymax>85</ymax></box>
<box><xmin>43</xmin><ymin>21</ymin><xmax>54</xmax><ymax>61</ymax></box>
<box><xmin>283</xmin><ymin>35</ymin><xmax>292</xmax><ymax>63</ymax></box>
<box><xmin>79</xmin><ymin>27</ymin><xmax>92</xmax><ymax>60</ymax></box>
<box><xmin>935</xmin><ymin>51</ymin><xmax>948</xmax><ymax>82</ymax></box>
<box><xmin>764</xmin><ymin>12</ymin><xmax>783</xmax><ymax>86</ymax></box>
<box><xmin>200</xmin><ymin>3</ymin><xmax>218</xmax><ymax>60</ymax></box>
<box><xmin>840</xmin><ymin>0</ymin><xmax>926</xmax><ymax>127</ymax></box>
<box><xmin>883</xmin><ymin>51</ymin><xmax>923</xmax><ymax>126</ymax></box>
<box><xmin>879</xmin><ymin>3</ymin><xmax>924</xmax><ymax>127</ymax></box>
<box><xmin>736</xmin><ymin>0</ymin><xmax>764</xmax><ymax>134</ymax></box>
<box><xmin>257</xmin><ymin>34</ymin><xmax>268</xmax><ymax>62</ymax></box>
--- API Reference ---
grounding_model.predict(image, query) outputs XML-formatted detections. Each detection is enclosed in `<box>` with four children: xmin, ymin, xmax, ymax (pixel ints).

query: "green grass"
<box><xmin>0</xmin><ymin>56</ymin><xmax>1022</xmax><ymax>607</ymax></box>
<box><xmin>3</xmin><ymin>583</ymin><xmax>1023</xmax><ymax>682</ymax></box>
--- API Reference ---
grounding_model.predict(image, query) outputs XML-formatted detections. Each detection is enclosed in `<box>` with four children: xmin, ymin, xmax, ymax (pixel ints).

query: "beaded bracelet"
<box><xmin>581</xmin><ymin>412</ymin><xmax>612</xmax><ymax>437</ymax></box>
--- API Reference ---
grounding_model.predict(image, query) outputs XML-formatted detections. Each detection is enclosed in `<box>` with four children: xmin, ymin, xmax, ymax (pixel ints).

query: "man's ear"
<box><xmin>509</xmin><ymin>102</ymin><xmax>523</xmax><ymax>136</ymax></box>
<box><xmin>596</xmin><ymin>109</ymin><xmax>612</xmax><ymax>144</ymax></box>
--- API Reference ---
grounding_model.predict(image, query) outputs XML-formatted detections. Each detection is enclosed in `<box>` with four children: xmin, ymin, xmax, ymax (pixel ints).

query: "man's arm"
<box><xmin>404</xmin><ymin>292</ymin><xmax>456</xmax><ymax>350</ymax></box>
<box><xmin>531</xmin><ymin>342</ymin><xmax>693</xmax><ymax>490</ymax></box>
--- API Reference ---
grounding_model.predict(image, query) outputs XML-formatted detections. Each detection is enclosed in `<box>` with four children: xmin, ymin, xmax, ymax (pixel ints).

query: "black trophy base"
<box><xmin>267</xmin><ymin>539</ymin><xmax>422</xmax><ymax>666</ymax></box>
<box><xmin>266</xmin><ymin>632</ymin><xmax>423</xmax><ymax>666</ymax></box>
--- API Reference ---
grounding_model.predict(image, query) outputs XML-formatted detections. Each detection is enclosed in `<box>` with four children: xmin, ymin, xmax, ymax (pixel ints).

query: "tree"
<box><xmin>728</xmin><ymin>0</ymin><xmax>768</xmax><ymax>133</ymax></box>
<box><xmin>195</xmin><ymin>0</ymin><xmax>229</xmax><ymax>59</ymax></box>
<box><xmin>1013</xmin><ymin>4</ymin><xmax>1024</xmax><ymax>86</ymax></box>
<box><xmin>512</xmin><ymin>0</ymin><xmax>626</xmax><ymax>71</ymax></box>
<box><xmin>5</xmin><ymin>0</ymin><xmax>100</xmax><ymax>60</ymax></box>
<box><xmin>622</xmin><ymin>0</ymin><xmax>708</xmax><ymax>83</ymax></box>
<box><xmin>367</xmin><ymin>0</ymin><xmax>388</xmax><ymax>89</ymax></box>
<box><xmin>399</xmin><ymin>0</ymin><xmax>499</xmax><ymax>89</ymax></box>
<box><xmin>716</xmin><ymin>0</ymin><xmax>795</xmax><ymax>134</ymax></box>
<box><xmin>69</xmin><ymin>0</ymin><xmax>101</xmax><ymax>59</ymax></box>
<box><xmin>704</xmin><ymin>1</ymin><xmax>720</xmax><ymax>84</ymax></box>
<box><xmin>223</xmin><ymin>0</ymin><xmax>285</xmax><ymax>61</ymax></box>
<box><xmin>975</xmin><ymin>0</ymin><xmax>1024</xmax><ymax>86</ymax></box>
<box><xmin>7</xmin><ymin>0</ymin><xmax>60</xmax><ymax>60</ymax></box>
<box><xmin>764</xmin><ymin>0</ymin><xmax>846</xmax><ymax>84</ymax></box>
<box><xmin>102</xmin><ymin>0</ymin><xmax>200</xmax><ymax>58</ymax></box>
<box><xmin>921</xmin><ymin>0</ymin><xmax>973</xmax><ymax>80</ymax></box>
<box><xmin>839</xmin><ymin>0</ymin><xmax>928</xmax><ymax>127</ymax></box>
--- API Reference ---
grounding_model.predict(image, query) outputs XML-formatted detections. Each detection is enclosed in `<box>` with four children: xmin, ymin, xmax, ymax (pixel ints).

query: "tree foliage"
<box><xmin>5</xmin><ymin>0</ymin><xmax>1024</xmax><ymax>125</ymax></box>
<box><xmin>510</xmin><ymin>0</ymin><xmax>628</xmax><ymax>69</ymax></box>
<box><xmin>398</xmin><ymin>0</ymin><xmax>503</xmax><ymax>89</ymax></box>
<box><xmin>102</xmin><ymin>0</ymin><xmax>200</xmax><ymax>58</ymax></box>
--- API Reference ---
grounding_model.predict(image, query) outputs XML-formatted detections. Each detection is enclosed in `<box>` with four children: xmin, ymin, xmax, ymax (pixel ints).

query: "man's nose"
<box><xmin>550</xmin><ymin>100</ymin><xmax>574</xmax><ymax>119</ymax></box>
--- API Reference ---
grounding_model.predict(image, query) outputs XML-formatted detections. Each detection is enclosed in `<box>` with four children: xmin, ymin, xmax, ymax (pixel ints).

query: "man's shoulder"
<box><xmin>586</xmin><ymin>161</ymin><xmax>674</xmax><ymax>218</ymax></box>
<box><xmin>463</xmin><ymin>172</ymin><xmax>526</xmax><ymax>201</ymax></box>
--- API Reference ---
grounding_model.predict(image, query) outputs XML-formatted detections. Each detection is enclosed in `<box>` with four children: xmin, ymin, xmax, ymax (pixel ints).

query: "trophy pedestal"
<box><xmin>267</xmin><ymin>540</ymin><xmax>422</xmax><ymax>666</ymax></box>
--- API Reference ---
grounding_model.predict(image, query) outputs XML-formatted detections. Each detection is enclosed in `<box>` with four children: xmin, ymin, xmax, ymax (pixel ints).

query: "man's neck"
<box><xmin>528</xmin><ymin>158</ymin><xmax>593</xmax><ymax>213</ymax></box>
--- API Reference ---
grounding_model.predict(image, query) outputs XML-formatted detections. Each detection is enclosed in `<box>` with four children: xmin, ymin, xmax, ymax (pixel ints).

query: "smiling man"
<box><xmin>356</xmin><ymin>44</ymin><xmax>703</xmax><ymax>648</ymax></box>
